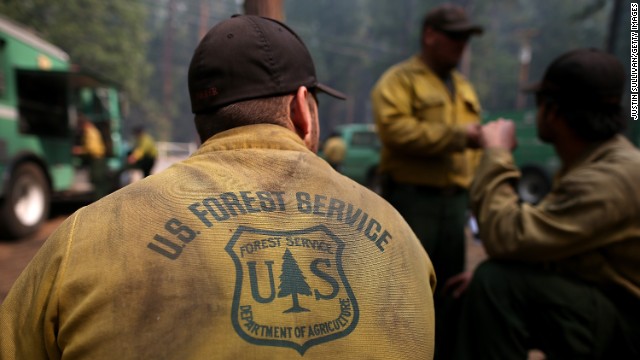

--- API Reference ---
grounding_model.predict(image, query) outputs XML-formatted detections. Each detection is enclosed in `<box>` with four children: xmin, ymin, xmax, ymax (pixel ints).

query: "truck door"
<box><xmin>16</xmin><ymin>69</ymin><xmax>74</xmax><ymax>174</ymax></box>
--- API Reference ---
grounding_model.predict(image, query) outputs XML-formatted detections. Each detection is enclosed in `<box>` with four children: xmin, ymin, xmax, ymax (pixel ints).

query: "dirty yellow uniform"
<box><xmin>78</xmin><ymin>122</ymin><xmax>107</xmax><ymax>197</ymax></box>
<box><xmin>81</xmin><ymin>122</ymin><xmax>106</xmax><ymax>158</ymax></box>
<box><xmin>0</xmin><ymin>124</ymin><xmax>436</xmax><ymax>359</ymax></box>
<box><xmin>371</xmin><ymin>55</ymin><xmax>482</xmax><ymax>188</ymax></box>
<box><xmin>471</xmin><ymin>135</ymin><xmax>640</xmax><ymax>297</ymax></box>
<box><xmin>371</xmin><ymin>54</ymin><xmax>482</xmax><ymax>288</ymax></box>
<box><xmin>129</xmin><ymin>132</ymin><xmax>158</xmax><ymax>161</ymax></box>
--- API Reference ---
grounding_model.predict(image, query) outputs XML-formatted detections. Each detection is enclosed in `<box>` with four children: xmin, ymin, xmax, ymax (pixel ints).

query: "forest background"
<box><xmin>0</xmin><ymin>0</ymin><xmax>631</xmax><ymax>143</ymax></box>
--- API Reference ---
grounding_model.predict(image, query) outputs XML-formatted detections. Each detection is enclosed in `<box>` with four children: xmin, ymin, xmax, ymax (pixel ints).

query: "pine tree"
<box><xmin>278</xmin><ymin>248</ymin><xmax>311</xmax><ymax>313</ymax></box>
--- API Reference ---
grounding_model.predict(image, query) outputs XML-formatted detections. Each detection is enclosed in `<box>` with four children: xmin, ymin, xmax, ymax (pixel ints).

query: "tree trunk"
<box><xmin>243</xmin><ymin>0</ymin><xmax>285</xmax><ymax>21</ymax></box>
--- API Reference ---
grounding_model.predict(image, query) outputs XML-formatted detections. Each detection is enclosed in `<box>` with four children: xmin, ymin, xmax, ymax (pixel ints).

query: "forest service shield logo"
<box><xmin>225</xmin><ymin>225</ymin><xmax>359</xmax><ymax>355</ymax></box>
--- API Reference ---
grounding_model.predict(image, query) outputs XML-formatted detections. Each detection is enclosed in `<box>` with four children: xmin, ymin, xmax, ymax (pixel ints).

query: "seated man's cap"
<box><xmin>423</xmin><ymin>3</ymin><xmax>484</xmax><ymax>34</ymax></box>
<box><xmin>525</xmin><ymin>48</ymin><xmax>625</xmax><ymax>106</ymax></box>
<box><xmin>188</xmin><ymin>15</ymin><xmax>346</xmax><ymax>114</ymax></box>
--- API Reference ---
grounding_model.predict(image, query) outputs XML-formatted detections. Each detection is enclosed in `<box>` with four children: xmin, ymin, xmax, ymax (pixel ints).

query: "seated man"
<box><xmin>455</xmin><ymin>48</ymin><xmax>640</xmax><ymax>359</ymax></box>
<box><xmin>127</xmin><ymin>125</ymin><xmax>158</xmax><ymax>178</ymax></box>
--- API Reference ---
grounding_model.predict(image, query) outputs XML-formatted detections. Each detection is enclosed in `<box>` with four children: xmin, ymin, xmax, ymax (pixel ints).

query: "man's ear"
<box><xmin>423</xmin><ymin>27</ymin><xmax>436</xmax><ymax>47</ymax></box>
<box><xmin>290</xmin><ymin>86</ymin><xmax>314</xmax><ymax>145</ymax></box>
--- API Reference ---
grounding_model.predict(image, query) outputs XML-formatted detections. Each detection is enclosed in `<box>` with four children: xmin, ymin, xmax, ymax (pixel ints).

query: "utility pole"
<box><xmin>162</xmin><ymin>0</ymin><xmax>176</xmax><ymax>114</ymax></box>
<box><xmin>243</xmin><ymin>0</ymin><xmax>284</xmax><ymax>21</ymax></box>
<box><xmin>516</xmin><ymin>29</ymin><xmax>537</xmax><ymax>110</ymax></box>
<box><xmin>198</xmin><ymin>0</ymin><xmax>211</xmax><ymax>40</ymax></box>
<box><xmin>459</xmin><ymin>0</ymin><xmax>475</xmax><ymax>78</ymax></box>
<box><xmin>605</xmin><ymin>0</ymin><xmax>622</xmax><ymax>53</ymax></box>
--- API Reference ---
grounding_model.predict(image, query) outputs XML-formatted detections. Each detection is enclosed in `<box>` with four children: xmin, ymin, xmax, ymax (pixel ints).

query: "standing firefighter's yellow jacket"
<box><xmin>0</xmin><ymin>124</ymin><xmax>436</xmax><ymax>359</ymax></box>
<box><xmin>371</xmin><ymin>55</ymin><xmax>482</xmax><ymax>188</ymax></box>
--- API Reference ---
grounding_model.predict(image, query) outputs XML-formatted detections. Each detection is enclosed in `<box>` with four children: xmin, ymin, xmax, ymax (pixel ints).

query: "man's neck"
<box><xmin>554</xmin><ymin>136</ymin><xmax>591</xmax><ymax>170</ymax></box>
<box><xmin>420</xmin><ymin>53</ymin><xmax>451</xmax><ymax>80</ymax></box>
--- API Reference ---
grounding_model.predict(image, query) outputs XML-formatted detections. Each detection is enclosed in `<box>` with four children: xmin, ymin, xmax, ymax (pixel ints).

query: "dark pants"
<box><xmin>89</xmin><ymin>157</ymin><xmax>108</xmax><ymax>198</ymax></box>
<box><xmin>454</xmin><ymin>261</ymin><xmax>640</xmax><ymax>360</ymax></box>
<box><xmin>384</xmin><ymin>182</ymin><xmax>468</xmax><ymax>359</ymax></box>
<box><xmin>133</xmin><ymin>156</ymin><xmax>156</xmax><ymax>177</ymax></box>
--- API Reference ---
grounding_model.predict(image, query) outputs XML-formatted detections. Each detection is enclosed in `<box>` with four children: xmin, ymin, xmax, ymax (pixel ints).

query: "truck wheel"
<box><xmin>0</xmin><ymin>163</ymin><xmax>50</xmax><ymax>239</ymax></box>
<box><xmin>517</xmin><ymin>166</ymin><xmax>551</xmax><ymax>205</ymax></box>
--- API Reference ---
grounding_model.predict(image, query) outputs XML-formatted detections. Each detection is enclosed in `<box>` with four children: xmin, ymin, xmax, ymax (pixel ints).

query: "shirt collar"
<box><xmin>196</xmin><ymin>124</ymin><xmax>310</xmax><ymax>154</ymax></box>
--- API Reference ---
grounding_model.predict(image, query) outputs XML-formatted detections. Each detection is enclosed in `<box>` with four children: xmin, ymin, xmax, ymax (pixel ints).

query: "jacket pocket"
<box><xmin>413</xmin><ymin>94</ymin><xmax>447</xmax><ymax>123</ymax></box>
<box><xmin>464</xmin><ymin>98</ymin><xmax>481</xmax><ymax>115</ymax></box>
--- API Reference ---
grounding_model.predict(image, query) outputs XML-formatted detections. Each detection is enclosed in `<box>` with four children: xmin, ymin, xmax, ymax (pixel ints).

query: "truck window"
<box><xmin>75</xmin><ymin>87</ymin><xmax>114</xmax><ymax>156</ymax></box>
<box><xmin>16</xmin><ymin>69</ymin><xmax>69</xmax><ymax>137</ymax></box>
<box><xmin>351</xmin><ymin>131</ymin><xmax>380</xmax><ymax>148</ymax></box>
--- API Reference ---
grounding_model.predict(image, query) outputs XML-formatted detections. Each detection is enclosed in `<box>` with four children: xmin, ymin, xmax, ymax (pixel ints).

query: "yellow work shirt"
<box><xmin>471</xmin><ymin>135</ymin><xmax>640</xmax><ymax>299</ymax></box>
<box><xmin>82</xmin><ymin>122</ymin><xmax>106</xmax><ymax>158</ymax></box>
<box><xmin>130</xmin><ymin>133</ymin><xmax>158</xmax><ymax>161</ymax></box>
<box><xmin>0</xmin><ymin>124</ymin><xmax>436</xmax><ymax>359</ymax></box>
<box><xmin>371</xmin><ymin>55</ymin><xmax>482</xmax><ymax>188</ymax></box>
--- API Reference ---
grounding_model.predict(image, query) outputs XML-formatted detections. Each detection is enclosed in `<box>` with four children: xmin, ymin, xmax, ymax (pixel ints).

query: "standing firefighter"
<box><xmin>371</xmin><ymin>3</ymin><xmax>483</xmax><ymax>358</ymax></box>
<box><xmin>127</xmin><ymin>125</ymin><xmax>158</xmax><ymax>178</ymax></box>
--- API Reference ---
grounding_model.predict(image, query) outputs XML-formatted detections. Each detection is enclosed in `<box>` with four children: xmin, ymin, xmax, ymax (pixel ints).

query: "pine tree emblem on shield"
<box><xmin>225</xmin><ymin>225</ymin><xmax>359</xmax><ymax>355</ymax></box>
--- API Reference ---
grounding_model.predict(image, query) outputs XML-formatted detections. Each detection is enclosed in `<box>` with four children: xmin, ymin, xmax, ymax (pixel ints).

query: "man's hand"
<box><xmin>465</xmin><ymin>123</ymin><xmax>482</xmax><ymax>148</ymax></box>
<box><xmin>72</xmin><ymin>146</ymin><xmax>84</xmax><ymax>156</ymax></box>
<box><xmin>442</xmin><ymin>271</ymin><xmax>474</xmax><ymax>299</ymax></box>
<box><xmin>480</xmin><ymin>118</ymin><xmax>517</xmax><ymax>150</ymax></box>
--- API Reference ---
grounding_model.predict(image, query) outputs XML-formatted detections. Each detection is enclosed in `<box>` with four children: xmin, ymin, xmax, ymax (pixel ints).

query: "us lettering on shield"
<box><xmin>225</xmin><ymin>225</ymin><xmax>359</xmax><ymax>355</ymax></box>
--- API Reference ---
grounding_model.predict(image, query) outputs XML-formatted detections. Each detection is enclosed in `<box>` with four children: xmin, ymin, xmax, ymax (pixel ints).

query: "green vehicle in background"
<box><xmin>323</xmin><ymin>110</ymin><xmax>640</xmax><ymax>204</ymax></box>
<box><xmin>320</xmin><ymin>123</ymin><xmax>381</xmax><ymax>192</ymax></box>
<box><xmin>0</xmin><ymin>15</ymin><xmax>129</xmax><ymax>238</ymax></box>
<box><xmin>324</xmin><ymin>116</ymin><xmax>559</xmax><ymax>201</ymax></box>
<box><xmin>322</xmin><ymin>116</ymin><xmax>559</xmax><ymax>200</ymax></box>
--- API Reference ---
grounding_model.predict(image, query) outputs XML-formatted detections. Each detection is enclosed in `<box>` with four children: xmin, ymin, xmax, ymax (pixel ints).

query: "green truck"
<box><xmin>320</xmin><ymin>123</ymin><xmax>381</xmax><ymax>192</ymax></box>
<box><xmin>323</xmin><ymin>111</ymin><xmax>640</xmax><ymax>205</ymax></box>
<box><xmin>0</xmin><ymin>15</ymin><xmax>128</xmax><ymax>238</ymax></box>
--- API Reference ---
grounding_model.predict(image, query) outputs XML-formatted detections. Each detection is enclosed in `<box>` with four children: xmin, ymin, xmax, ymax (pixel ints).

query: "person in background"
<box><xmin>73</xmin><ymin>113</ymin><xmax>108</xmax><ymax>197</ymax></box>
<box><xmin>322</xmin><ymin>130</ymin><xmax>347</xmax><ymax>170</ymax></box>
<box><xmin>127</xmin><ymin>125</ymin><xmax>158</xmax><ymax>177</ymax></box>
<box><xmin>0</xmin><ymin>15</ymin><xmax>436</xmax><ymax>359</ymax></box>
<box><xmin>455</xmin><ymin>48</ymin><xmax>640</xmax><ymax>359</ymax></box>
<box><xmin>370</xmin><ymin>3</ymin><xmax>483</xmax><ymax>358</ymax></box>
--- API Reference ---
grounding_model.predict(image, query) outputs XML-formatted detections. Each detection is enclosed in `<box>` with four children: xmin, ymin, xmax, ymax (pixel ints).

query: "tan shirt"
<box><xmin>0</xmin><ymin>124</ymin><xmax>436</xmax><ymax>359</ymax></box>
<box><xmin>371</xmin><ymin>55</ymin><xmax>482</xmax><ymax>188</ymax></box>
<box><xmin>471</xmin><ymin>135</ymin><xmax>640</xmax><ymax>298</ymax></box>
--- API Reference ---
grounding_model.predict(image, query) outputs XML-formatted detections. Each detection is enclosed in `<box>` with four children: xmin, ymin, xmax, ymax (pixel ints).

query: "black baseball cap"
<box><xmin>525</xmin><ymin>48</ymin><xmax>625</xmax><ymax>106</ymax></box>
<box><xmin>423</xmin><ymin>3</ymin><xmax>484</xmax><ymax>34</ymax></box>
<box><xmin>188</xmin><ymin>15</ymin><xmax>346</xmax><ymax>114</ymax></box>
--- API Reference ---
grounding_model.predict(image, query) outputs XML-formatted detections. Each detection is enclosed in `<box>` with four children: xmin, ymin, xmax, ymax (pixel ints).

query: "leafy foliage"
<box><xmin>0</xmin><ymin>0</ymin><xmax>151</xmax><ymax>103</ymax></box>
<box><xmin>0</xmin><ymin>0</ymin><xmax>622</xmax><ymax>141</ymax></box>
